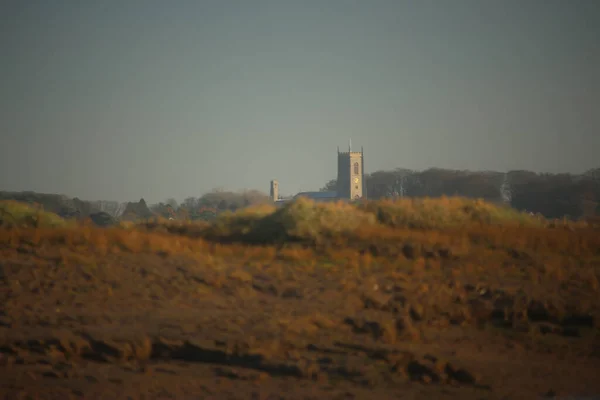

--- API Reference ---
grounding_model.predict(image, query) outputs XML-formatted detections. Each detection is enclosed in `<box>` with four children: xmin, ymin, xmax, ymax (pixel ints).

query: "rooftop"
<box><xmin>293</xmin><ymin>191</ymin><xmax>338</xmax><ymax>199</ymax></box>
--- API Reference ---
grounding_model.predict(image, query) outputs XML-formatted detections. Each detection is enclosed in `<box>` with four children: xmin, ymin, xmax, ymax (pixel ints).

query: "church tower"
<box><xmin>337</xmin><ymin>142</ymin><xmax>365</xmax><ymax>200</ymax></box>
<box><xmin>270</xmin><ymin>180</ymin><xmax>279</xmax><ymax>202</ymax></box>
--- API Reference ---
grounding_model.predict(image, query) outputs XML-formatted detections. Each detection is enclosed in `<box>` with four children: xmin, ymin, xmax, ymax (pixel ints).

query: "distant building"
<box><xmin>336</xmin><ymin>146</ymin><xmax>366</xmax><ymax>200</ymax></box>
<box><xmin>293</xmin><ymin>191</ymin><xmax>338</xmax><ymax>202</ymax></box>
<box><xmin>269</xmin><ymin>180</ymin><xmax>279</xmax><ymax>202</ymax></box>
<box><xmin>271</xmin><ymin>143</ymin><xmax>366</xmax><ymax>205</ymax></box>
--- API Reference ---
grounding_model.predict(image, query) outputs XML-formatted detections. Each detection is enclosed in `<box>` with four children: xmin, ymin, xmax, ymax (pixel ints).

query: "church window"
<box><xmin>354</xmin><ymin>162</ymin><xmax>359</xmax><ymax>175</ymax></box>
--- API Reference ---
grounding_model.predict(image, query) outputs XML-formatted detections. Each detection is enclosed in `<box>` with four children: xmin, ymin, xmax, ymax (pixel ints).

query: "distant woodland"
<box><xmin>323</xmin><ymin>167</ymin><xmax>600</xmax><ymax>220</ymax></box>
<box><xmin>1</xmin><ymin>167</ymin><xmax>598</xmax><ymax>224</ymax></box>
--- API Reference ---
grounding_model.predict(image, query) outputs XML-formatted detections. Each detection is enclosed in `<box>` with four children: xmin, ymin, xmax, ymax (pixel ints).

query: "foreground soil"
<box><xmin>1</xmin><ymin>225</ymin><xmax>599</xmax><ymax>399</ymax></box>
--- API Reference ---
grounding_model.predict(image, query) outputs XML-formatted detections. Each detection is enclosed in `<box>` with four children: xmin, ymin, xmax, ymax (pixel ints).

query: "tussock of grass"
<box><xmin>0</xmin><ymin>200</ymin><xmax>70</xmax><ymax>228</ymax></box>
<box><xmin>159</xmin><ymin>197</ymin><xmax>543</xmax><ymax>245</ymax></box>
<box><xmin>202</xmin><ymin>198</ymin><xmax>378</xmax><ymax>245</ymax></box>
<box><xmin>358</xmin><ymin>197</ymin><xmax>542</xmax><ymax>230</ymax></box>
<box><xmin>125</xmin><ymin>197</ymin><xmax>600</xmax><ymax>265</ymax></box>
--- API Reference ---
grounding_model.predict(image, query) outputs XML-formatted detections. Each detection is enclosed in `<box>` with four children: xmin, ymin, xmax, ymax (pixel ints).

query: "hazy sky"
<box><xmin>1</xmin><ymin>0</ymin><xmax>599</xmax><ymax>202</ymax></box>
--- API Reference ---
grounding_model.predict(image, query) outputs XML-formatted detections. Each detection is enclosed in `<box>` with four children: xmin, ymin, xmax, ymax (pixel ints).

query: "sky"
<box><xmin>1</xmin><ymin>0</ymin><xmax>599</xmax><ymax>203</ymax></box>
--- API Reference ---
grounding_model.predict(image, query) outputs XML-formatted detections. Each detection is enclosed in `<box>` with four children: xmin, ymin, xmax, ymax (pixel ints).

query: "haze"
<box><xmin>1</xmin><ymin>0</ymin><xmax>599</xmax><ymax>203</ymax></box>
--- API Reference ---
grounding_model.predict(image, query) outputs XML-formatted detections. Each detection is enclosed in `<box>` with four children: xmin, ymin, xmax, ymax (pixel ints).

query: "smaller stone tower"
<box><xmin>270</xmin><ymin>180</ymin><xmax>279</xmax><ymax>202</ymax></box>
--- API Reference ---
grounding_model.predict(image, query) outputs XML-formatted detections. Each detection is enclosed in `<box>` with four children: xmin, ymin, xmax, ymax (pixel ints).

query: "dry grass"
<box><xmin>202</xmin><ymin>198</ymin><xmax>378</xmax><ymax>245</ymax></box>
<box><xmin>136</xmin><ymin>197</ymin><xmax>598</xmax><ymax>255</ymax></box>
<box><xmin>0</xmin><ymin>200</ymin><xmax>71</xmax><ymax>228</ymax></box>
<box><xmin>358</xmin><ymin>196</ymin><xmax>543</xmax><ymax>229</ymax></box>
<box><xmin>138</xmin><ymin>196</ymin><xmax>545</xmax><ymax>245</ymax></box>
<box><xmin>2</xmin><ymin>197</ymin><xmax>599</xmax><ymax>306</ymax></box>
<box><xmin>2</xmin><ymin>219</ymin><xmax>599</xmax><ymax>353</ymax></box>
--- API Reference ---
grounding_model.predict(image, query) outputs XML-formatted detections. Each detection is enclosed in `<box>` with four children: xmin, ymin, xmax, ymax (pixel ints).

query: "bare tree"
<box><xmin>165</xmin><ymin>198</ymin><xmax>179</xmax><ymax>209</ymax></box>
<box><xmin>92</xmin><ymin>200</ymin><xmax>127</xmax><ymax>218</ymax></box>
<box><xmin>182</xmin><ymin>197</ymin><xmax>199</xmax><ymax>210</ymax></box>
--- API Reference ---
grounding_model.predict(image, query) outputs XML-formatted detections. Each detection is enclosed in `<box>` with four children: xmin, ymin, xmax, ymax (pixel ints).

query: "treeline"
<box><xmin>2</xmin><ymin>167</ymin><xmax>598</xmax><ymax>223</ymax></box>
<box><xmin>0</xmin><ymin>191</ymin><xmax>107</xmax><ymax>219</ymax></box>
<box><xmin>148</xmin><ymin>190</ymin><xmax>271</xmax><ymax>221</ymax></box>
<box><xmin>0</xmin><ymin>190</ymin><xmax>271</xmax><ymax>223</ymax></box>
<box><xmin>321</xmin><ymin>168</ymin><xmax>600</xmax><ymax>220</ymax></box>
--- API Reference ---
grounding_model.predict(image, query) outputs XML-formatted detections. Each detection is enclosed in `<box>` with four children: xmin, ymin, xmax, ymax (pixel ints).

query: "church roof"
<box><xmin>293</xmin><ymin>191</ymin><xmax>338</xmax><ymax>199</ymax></box>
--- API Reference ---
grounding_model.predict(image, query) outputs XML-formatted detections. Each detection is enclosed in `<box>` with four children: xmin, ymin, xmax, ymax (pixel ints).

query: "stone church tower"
<box><xmin>269</xmin><ymin>180</ymin><xmax>279</xmax><ymax>201</ymax></box>
<box><xmin>337</xmin><ymin>143</ymin><xmax>366</xmax><ymax>200</ymax></box>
